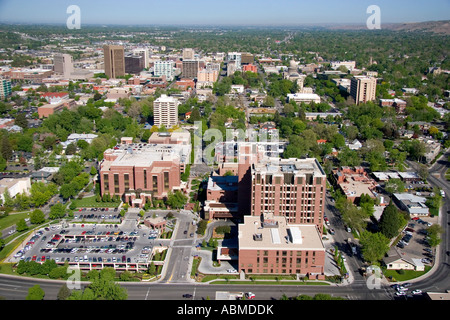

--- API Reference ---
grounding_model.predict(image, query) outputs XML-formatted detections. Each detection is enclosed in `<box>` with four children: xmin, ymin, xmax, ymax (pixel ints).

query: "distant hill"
<box><xmin>328</xmin><ymin>20</ymin><xmax>450</xmax><ymax>35</ymax></box>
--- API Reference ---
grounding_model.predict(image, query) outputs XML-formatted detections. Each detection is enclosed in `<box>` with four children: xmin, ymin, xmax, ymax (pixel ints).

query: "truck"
<box><xmin>215</xmin><ymin>291</ymin><xmax>255</xmax><ymax>300</ymax></box>
<box><xmin>347</xmin><ymin>238</ymin><xmax>357</xmax><ymax>256</ymax></box>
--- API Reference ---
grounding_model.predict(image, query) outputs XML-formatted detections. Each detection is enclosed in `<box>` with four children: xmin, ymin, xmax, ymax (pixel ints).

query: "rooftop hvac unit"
<box><xmin>253</xmin><ymin>233</ymin><xmax>263</xmax><ymax>241</ymax></box>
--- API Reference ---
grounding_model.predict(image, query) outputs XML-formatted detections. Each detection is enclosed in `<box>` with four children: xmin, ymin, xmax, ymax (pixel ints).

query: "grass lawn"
<box><xmin>0</xmin><ymin>232</ymin><xmax>29</xmax><ymax>262</ymax></box>
<box><xmin>209</xmin><ymin>280</ymin><xmax>330</xmax><ymax>285</ymax></box>
<box><xmin>71</xmin><ymin>196</ymin><xmax>120</xmax><ymax>208</ymax></box>
<box><xmin>383</xmin><ymin>266</ymin><xmax>431</xmax><ymax>282</ymax></box>
<box><xmin>0</xmin><ymin>211</ymin><xmax>32</xmax><ymax>230</ymax></box>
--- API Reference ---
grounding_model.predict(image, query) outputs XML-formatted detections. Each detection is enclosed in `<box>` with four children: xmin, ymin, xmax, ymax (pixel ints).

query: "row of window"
<box><xmin>103</xmin><ymin>171</ymin><xmax>170</xmax><ymax>194</ymax></box>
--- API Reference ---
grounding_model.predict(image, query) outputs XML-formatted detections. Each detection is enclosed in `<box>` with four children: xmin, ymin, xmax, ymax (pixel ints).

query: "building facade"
<box><xmin>153</xmin><ymin>94</ymin><xmax>180</xmax><ymax>128</ymax></box>
<box><xmin>238</xmin><ymin>215</ymin><xmax>326</xmax><ymax>278</ymax></box>
<box><xmin>53</xmin><ymin>54</ymin><xmax>74</xmax><ymax>78</ymax></box>
<box><xmin>250</xmin><ymin>158</ymin><xmax>327</xmax><ymax>231</ymax></box>
<box><xmin>125</xmin><ymin>54</ymin><xmax>145</xmax><ymax>75</ymax></box>
<box><xmin>103</xmin><ymin>45</ymin><xmax>125</xmax><ymax>79</ymax></box>
<box><xmin>350</xmin><ymin>76</ymin><xmax>377</xmax><ymax>105</ymax></box>
<box><xmin>182</xmin><ymin>60</ymin><xmax>199</xmax><ymax>79</ymax></box>
<box><xmin>153</xmin><ymin>60</ymin><xmax>174</xmax><ymax>81</ymax></box>
<box><xmin>0</xmin><ymin>78</ymin><xmax>12</xmax><ymax>99</ymax></box>
<box><xmin>99</xmin><ymin>141</ymin><xmax>190</xmax><ymax>208</ymax></box>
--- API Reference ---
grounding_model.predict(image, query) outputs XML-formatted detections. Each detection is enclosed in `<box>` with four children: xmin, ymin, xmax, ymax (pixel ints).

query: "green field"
<box><xmin>0</xmin><ymin>211</ymin><xmax>32</xmax><ymax>231</ymax></box>
<box><xmin>71</xmin><ymin>196</ymin><xmax>120</xmax><ymax>208</ymax></box>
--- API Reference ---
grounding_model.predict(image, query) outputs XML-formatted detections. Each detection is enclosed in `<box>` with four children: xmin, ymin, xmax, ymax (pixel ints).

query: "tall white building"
<box><xmin>153</xmin><ymin>94</ymin><xmax>180</xmax><ymax>128</ymax></box>
<box><xmin>153</xmin><ymin>60</ymin><xmax>175</xmax><ymax>81</ymax></box>
<box><xmin>0</xmin><ymin>78</ymin><xmax>12</xmax><ymax>99</ymax></box>
<box><xmin>227</xmin><ymin>52</ymin><xmax>242</xmax><ymax>69</ymax></box>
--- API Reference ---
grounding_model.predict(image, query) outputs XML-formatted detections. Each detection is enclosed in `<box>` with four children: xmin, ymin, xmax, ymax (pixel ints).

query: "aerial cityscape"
<box><xmin>0</xmin><ymin>0</ymin><xmax>449</xmax><ymax>309</ymax></box>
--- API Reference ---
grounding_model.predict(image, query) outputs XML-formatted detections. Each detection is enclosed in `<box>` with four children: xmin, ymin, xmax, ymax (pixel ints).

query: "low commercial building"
<box><xmin>287</xmin><ymin>93</ymin><xmax>321</xmax><ymax>104</ymax></box>
<box><xmin>37</xmin><ymin>99</ymin><xmax>77</xmax><ymax>118</ymax></box>
<box><xmin>238</xmin><ymin>215</ymin><xmax>326</xmax><ymax>278</ymax></box>
<box><xmin>0</xmin><ymin>177</ymin><xmax>31</xmax><ymax>201</ymax></box>
<box><xmin>383</xmin><ymin>247</ymin><xmax>425</xmax><ymax>271</ymax></box>
<box><xmin>148</xmin><ymin>131</ymin><xmax>191</xmax><ymax>146</ymax></box>
<box><xmin>393</xmin><ymin>193</ymin><xmax>429</xmax><ymax>216</ymax></box>
<box><xmin>332</xmin><ymin>166</ymin><xmax>379</xmax><ymax>203</ymax></box>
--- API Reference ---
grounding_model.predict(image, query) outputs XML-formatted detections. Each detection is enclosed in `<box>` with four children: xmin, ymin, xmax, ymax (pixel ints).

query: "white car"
<box><xmin>412</xmin><ymin>289</ymin><xmax>422</xmax><ymax>295</ymax></box>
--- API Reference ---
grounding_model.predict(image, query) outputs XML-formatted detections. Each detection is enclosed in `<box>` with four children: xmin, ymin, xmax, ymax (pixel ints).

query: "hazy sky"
<box><xmin>0</xmin><ymin>0</ymin><xmax>449</xmax><ymax>26</ymax></box>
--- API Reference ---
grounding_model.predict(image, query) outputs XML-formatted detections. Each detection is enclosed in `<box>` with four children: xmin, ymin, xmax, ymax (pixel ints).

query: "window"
<box><xmin>114</xmin><ymin>174</ymin><xmax>119</xmax><ymax>194</ymax></box>
<box><xmin>152</xmin><ymin>176</ymin><xmax>158</xmax><ymax>192</ymax></box>
<box><xmin>124</xmin><ymin>174</ymin><xmax>129</xmax><ymax>192</ymax></box>
<box><xmin>164</xmin><ymin>172</ymin><xmax>169</xmax><ymax>191</ymax></box>
<box><xmin>143</xmin><ymin>169</ymin><xmax>147</xmax><ymax>189</ymax></box>
<box><xmin>103</xmin><ymin>173</ymin><xmax>109</xmax><ymax>192</ymax></box>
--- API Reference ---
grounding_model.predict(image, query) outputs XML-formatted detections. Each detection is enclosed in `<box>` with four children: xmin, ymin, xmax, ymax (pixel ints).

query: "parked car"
<box><xmin>245</xmin><ymin>292</ymin><xmax>256</xmax><ymax>299</ymax></box>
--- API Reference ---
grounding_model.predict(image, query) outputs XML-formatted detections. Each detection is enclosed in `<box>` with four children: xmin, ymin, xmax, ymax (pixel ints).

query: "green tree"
<box><xmin>16</xmin><ymin>218</ymin><xmax>28</xmax><ymax>232</ymax></box>
<box><xmin>166</xmin><ymin>190</ymin><xmax>188</xmax><ymax>209</ymax></box>
<box><xmin>427</xmin><ymin>224</ymin><xmax>443</xmax><ymax>247</ymax></box>
<box><xmin>384</xmin><ymin>178</ymin><xmax>405</xmax><ymax>194</ymax></box>
<box><xmin>26</xmin><ymin>285</ymin><xmax>45</xmax><ymax>300</ymax></box>
<box><xmin>14</xmin><ymin>112</ymin><xmax>29</xmax><ymax>129</ymax></box>
<box><xmin>378</xmin><ymin>202</ymin><xmax>406</xmax><ymax>239</ymax></box>
<box><xmin>49</xmin><ymin>203</ymin><xmax>66</xmax><ymax>220</ymax></box>
<box><xmin>359</xmin><ymin>231</ymin><xmax>390</xmax><ymax>265</ymax></box>
<box><xmin>30</xmin><ymin>209</ymin><xmax>45</xmax><ymax>225</ymax></box>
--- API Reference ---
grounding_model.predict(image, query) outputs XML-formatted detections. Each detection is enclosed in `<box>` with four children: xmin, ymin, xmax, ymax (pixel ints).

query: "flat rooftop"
<box><xmin>253</xmin><ymin>157</ymin><xmax>326</xmax><ymax>177</ymax></box>
<box><xmin>101</xmin><ymin>143</ymin><xmax>190</xmax><ymax>169</ymax></box>
<box><xmin>238</xmin><ymin>215</ymin><xmax>325</xmax><ymax>251</ymax></box>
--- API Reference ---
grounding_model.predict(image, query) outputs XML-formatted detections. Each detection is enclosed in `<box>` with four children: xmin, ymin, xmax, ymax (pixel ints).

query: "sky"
<box><xmin>0</xmin><ymin>0</ymin><xmax>449</xmax><ymax>26</ymax></box>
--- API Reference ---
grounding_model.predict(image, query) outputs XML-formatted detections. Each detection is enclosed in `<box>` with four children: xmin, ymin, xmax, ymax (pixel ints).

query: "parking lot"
<box><xmin>395</xmin><ymin>215</ymin><xmax>438</xmax><ymax>266</ymax></box>
<box><xmin>73</xmin><ymin>207</ymin><xmax>122</xmax><ymax>222</ymax></box>
<box><xmin>12</xmin><ymin>210</ymin><xmax>171</xmax><ymax>273</ymax></box>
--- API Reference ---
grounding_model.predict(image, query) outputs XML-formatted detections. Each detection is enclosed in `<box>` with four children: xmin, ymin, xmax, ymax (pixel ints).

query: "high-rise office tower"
<box><xmin>350</xmin><ymin>76</ymin><xmax>377</xmax><ymax>105</ymax></box>
<box><xmin>182</xmin><ymin>60</ymin><xmax>199</xmax><ymax>79</ymax></box>
<box><xmin>125</xmin><ymin>54</ymin><xmax>145</xmax><ymax>74</ymax></box>
<box><xmin>182</xmin><ymin>48</ymin><xmax>195</xmax><ymax>60</ymax></box>
<box><xmin>153</xmin><ymin>94</ymin><xmax>180</xmax><ymax>128</ymax></box>
<box><xmin>53</xmin><ymin>54</ymin><xmax>74</xmax><ymax>78</ymax></box>
<box><xmin>250</xmin><ymin>157</ymin><xmax>326</xmax><ymax>233</ymax></box>
<box><xmin>103</xmin><ymin>45</ymin><xmax>125</xmax><ymax>79</ymax></box>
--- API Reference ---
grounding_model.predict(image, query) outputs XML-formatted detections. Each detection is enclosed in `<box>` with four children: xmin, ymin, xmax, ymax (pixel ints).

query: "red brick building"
<box><xmin>99</xmin><ymin>140</ymin><xmax>191</xmax><ymax>208</ymax></box>
<box><xmin>242</xmin><ymin>64</ymin><xmax>257</xmax><ymax>73</ymax></box>
<box><xmin>238</xmin><ymin>216</ymin><xmax>326</xmax><ymax>278</ymax></box>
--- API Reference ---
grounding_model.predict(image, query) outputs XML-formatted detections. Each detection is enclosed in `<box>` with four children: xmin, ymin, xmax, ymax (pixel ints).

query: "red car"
<box><xmin>32</xmin><ymin>255</ymin><xmax>37</xmax><ymax>261</ymax></box>
<box><xmin>245</xmin><ymin>292</ymin><xmax>256</xmax><ymax>299</ymax></box>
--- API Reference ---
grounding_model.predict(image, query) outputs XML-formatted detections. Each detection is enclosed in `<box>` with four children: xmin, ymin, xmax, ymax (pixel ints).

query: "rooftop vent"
<box><xmin>253</xmin><ymin>233</ymin><xmax>263</xmax><ymax>241</ymax></box>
